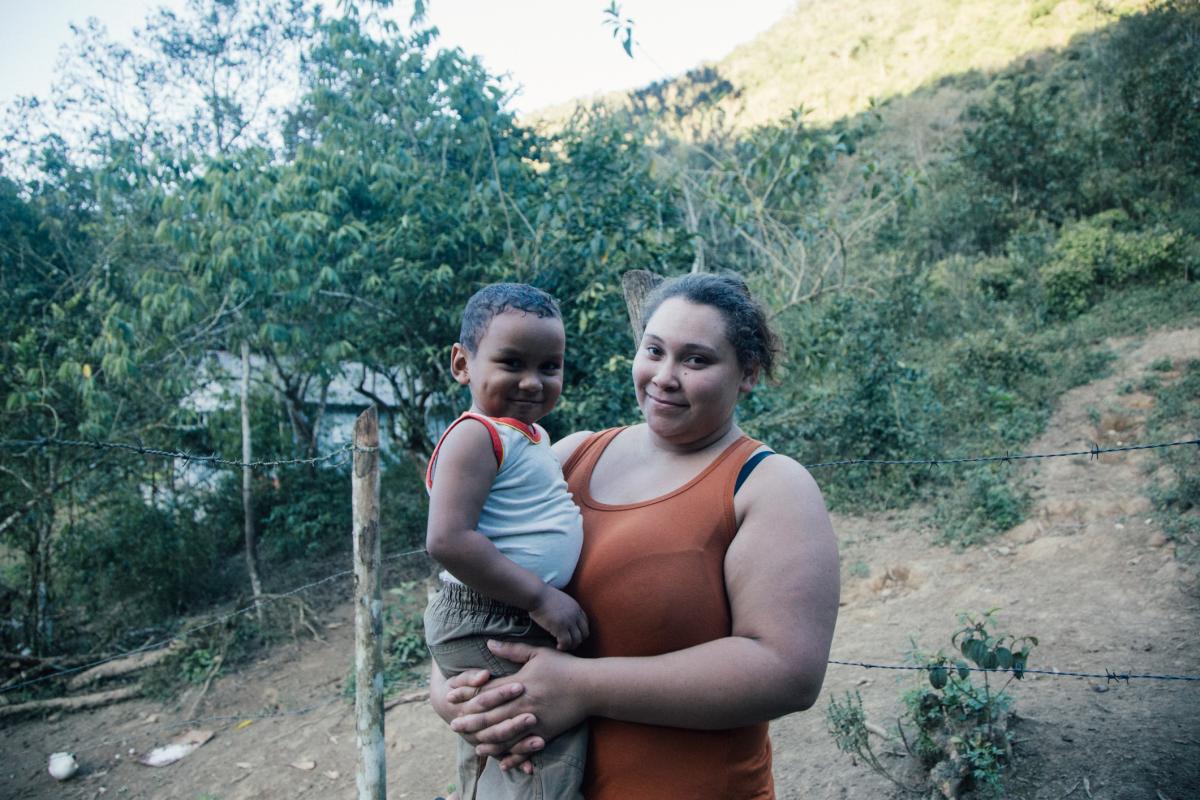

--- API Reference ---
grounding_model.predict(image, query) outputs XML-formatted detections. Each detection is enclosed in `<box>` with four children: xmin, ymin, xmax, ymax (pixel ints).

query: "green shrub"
<box><xmin>934</xmin><ymin>464</ymin><xmax>1028</xmax><ymax>547</ymax></box>
<box><xmin>926</xmin><ymin>254</ymin><xmax>1033</xmax><ymax>307</ymax></box>
<box><xmin>343</xmin><ymin>582</ymin><xmax>429</xmax><ymax>698</ymax></box>
<box><xmin>761</xmin><ymin>287</ymin><xmax>943</xmax><ymax>510</ymax></box>
<box><xmin>259</xmin><ymin>465</ymin><xmax>352</xmax><ymax>561</ymax></box>
<box><xmin>1110</xmin><ymin>228</ymin><xmax>1188</xmax><ymax>285</ymax></box>
<box><xmin>1040</xmin><ymin>212</ymin><xmax>1192</xmax><ymax>317</ymax></box>
<box><xmin>948</xmin><ymin>328</ymin><xmax>1046</xmax><ymax>391</ymax></box>
<box><xmin>828</xmin><ymin>611</ymin><xmax>1037</xmax><ymax>798</ymax></box>
<box><xmin>57</xmin><ymin>491</ymin><xmax>234</xmax><ymax>623</ymax></box>
<box><xmin>1149</xmin><ymin>358</ymin><xmax>1174</xmax><ymax>373</ymax></box>
<box><xmin>1144</xmin><ymin>360</ymin><xmax>1200</xmax><ymax>565</ymax></box>
<box><xmin>974</xmin><ymin>255</ymin><xmax>1030</xmax><ymax>302</ymax></box>
<box><xmin>1040</xmin><ymin>252</ymin><xmax>1096</xmax><ymax>317</ymax></box>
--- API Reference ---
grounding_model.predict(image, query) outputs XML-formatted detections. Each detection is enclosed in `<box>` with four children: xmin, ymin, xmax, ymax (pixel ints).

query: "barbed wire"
<box><xmin>0</xmin><ymin>434</ymin><xmax>1195</xmax><ymax>473</ymax></box>
<box><xmin>801</xmin><ymin>437</ymin><xmax>1200</xmax><ymax>470</ymax></box>
<box><xmin>31</xmin><ymin>653</ymin><xmax>1200</xmax><ymax>766</ymax></box>
<box><xmin>6</xmin><ymin>537</ymin><xmax>1197</xmax><ymax>696</ymax></box>
<box><xmin>25</xmin><ymin>648</ymin><xmax>1200</xmax><ymax>768</ymax></box>
<box><xmin>0</xmin><ymin>436</ymin><xmax>369</xmax><ymax>469</ymax></box>
<box><xmin>2</xmin><ymin>433</ymin><xmax>1197</xmax><ymax>700</ymax></box>
<box><xmin>827</xmin><ymin>658</ymin><xmax>1200</xmax><ymax>683</ymax></box>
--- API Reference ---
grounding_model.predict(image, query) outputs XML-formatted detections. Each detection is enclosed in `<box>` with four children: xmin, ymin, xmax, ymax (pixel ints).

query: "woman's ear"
<box><xmin>739</xmin><ymin>363</ymin><xmax>761</xmax><ymax>394</ymax></box>
<box><xmin>450</xmin><ymin>343</ymin><xmax>471</xmax><ymax>386</ymax></box>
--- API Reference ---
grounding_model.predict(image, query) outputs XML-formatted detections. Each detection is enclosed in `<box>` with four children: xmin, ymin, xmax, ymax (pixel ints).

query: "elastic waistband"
<box><xmin>435</xmin><ymin>581</ymin><xmax>531</xmax><ymax>619</ymax></box>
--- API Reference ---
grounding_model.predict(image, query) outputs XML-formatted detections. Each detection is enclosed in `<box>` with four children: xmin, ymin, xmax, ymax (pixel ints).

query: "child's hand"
<box><xmin>529</xmin><ymin>586</ymin><xmax>589</xmax><ymax>651</ymax></box>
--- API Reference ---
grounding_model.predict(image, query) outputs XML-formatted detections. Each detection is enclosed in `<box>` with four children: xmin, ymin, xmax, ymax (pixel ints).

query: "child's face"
<box><xmin>451</xmin><ymin>310</ymin><xmax>566</xmax><ymax>424</ymax></box>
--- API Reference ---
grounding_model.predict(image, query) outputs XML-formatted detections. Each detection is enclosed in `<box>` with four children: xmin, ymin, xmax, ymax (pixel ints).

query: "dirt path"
<box><xmin>4</xmin><ymin>328</ymin><xmax>1199</xmax><ymax>800</ymax></box>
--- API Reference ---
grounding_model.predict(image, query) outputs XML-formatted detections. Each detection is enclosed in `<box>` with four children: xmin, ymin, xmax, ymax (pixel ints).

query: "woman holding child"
<box><xmin>428</xmin><ymin>273</ymin><xmax>840</xmax><ymax>799</ymax></box>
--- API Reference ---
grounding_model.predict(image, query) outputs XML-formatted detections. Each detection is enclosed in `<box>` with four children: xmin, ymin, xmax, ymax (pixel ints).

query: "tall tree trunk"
<box><xmin>36</xmin><ymin>514</ymin><xmax>52</xmax><ymax>652</ymax></box>
<box><xmin>241</xmin><ymin>342</ymin><xmax>265</xmax><ymax>625</ymax></box>
<box><xmin>681</xmin><ymin>180</ymin><xmax>705</xmax><ymax>274</ymax></box>
<box><xmin>31</xmin><ymin>456</ymin><xmax>55</xmax><ymax>654</ymax></box>
<box><xmin>309</xmin><ymin>380</ymin><xmax>329</xmax><ymax>460</ymax></box>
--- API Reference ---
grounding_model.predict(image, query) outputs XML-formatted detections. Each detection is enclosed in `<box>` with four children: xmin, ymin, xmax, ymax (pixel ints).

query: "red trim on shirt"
<box><xmin>490</xmin><ymin>417</ymin><xmax>542</xmax><ymax>444</ymax></box>
<box><xmin>425</xmin><ymin>412</ymin><xmax>504</xmax><ymax>490</ymax></box>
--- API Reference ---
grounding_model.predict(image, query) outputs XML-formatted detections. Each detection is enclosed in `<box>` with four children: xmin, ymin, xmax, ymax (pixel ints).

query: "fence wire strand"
<box><xmin>826</xmin><ymin>659</ymin><xmax>1200</xmax><ymax>683</ymax></box>
<box><xmin>2</xmin><ymin>432</ymin><xmax>1198</xmax><ymax>702</ymax></box>
<box><xmin>0</xmin><ymin>434</ymin><xmax>1195</xmax><ymax>472</ymax></box>
<box><xmin>800</xmin><ymin>437</ymin><xmax>1200</xmax><ymax>470</ymax></box>
<box><xmin>5</xmin><ymin>539</ymin><xmax>1197</xmax><ymax>698</ymax></box>
<box><xmin>0</xmin><ymin>436</ymin><xmax>360</xmax><ymax>469</ymax></box>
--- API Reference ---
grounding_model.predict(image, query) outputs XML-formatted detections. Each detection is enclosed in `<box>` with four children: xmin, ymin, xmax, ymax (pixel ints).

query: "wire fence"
<box><xmin>1</xmin><ymin>433</ymin><xmax>1196</xmax><ymax>472</ymax></box>
<box><xmin>2</xmin><ymin>425</ymin><xmax>1198</xmax><ymax>795</ymax></box>
<box><xmin>2</xmin><ymin>537</ymin><xmax>1196</xmax><ymax>697</ymax></box>
<box><xmin>0</xmin><ymin>436</ymin><xmax>361</xmax><ymax>469</ymax></box>
<box><xmin>1</xmin><ymin>430</ymin><xmax>1197</xmax><ymax>699</ymax></box>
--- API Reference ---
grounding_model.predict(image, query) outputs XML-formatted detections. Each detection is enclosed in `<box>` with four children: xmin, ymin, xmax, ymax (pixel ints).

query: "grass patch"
<box><xmin>1143</xmin><ymin>359</ymin><xmax>1200</xmax><ymax>565</ymax></box>
<box><xmin>342</xmin><ymin>582</ymin><xmax>429</xmax><ymax>699</ymax></box>
<box><xmin>933</xmin><ymin>464</ymin><xmax>1030</xmax><ymax>548</ymax></box>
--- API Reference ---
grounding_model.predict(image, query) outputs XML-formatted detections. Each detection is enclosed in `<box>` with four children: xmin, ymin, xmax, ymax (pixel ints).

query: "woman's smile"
<box><xmin>633</xmin><ymin>297</ymin><xmax>756</xmax><ymax>447</ymax></box>
<box><xmin>645</xmin><ymin>392</ymin><xmax>687</xmax><ymax>409</ymax></box>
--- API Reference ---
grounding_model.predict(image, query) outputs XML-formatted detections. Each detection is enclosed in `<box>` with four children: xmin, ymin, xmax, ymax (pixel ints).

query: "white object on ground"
<box><xmin>48</xmin><ymin>751</ymin><xmax>78</xmax><ymax>780</ymax></box>
<box><xmin>136</xmin><ymin>729</ymin><xmax>214</xmax><ymax>767</ymax></box>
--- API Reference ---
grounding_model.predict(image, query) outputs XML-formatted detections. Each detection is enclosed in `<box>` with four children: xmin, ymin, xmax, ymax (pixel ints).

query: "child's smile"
<box><xmin>452</xmin><ymin>309</ymin><xmax>566</xmax><ymax>424</ymax></box>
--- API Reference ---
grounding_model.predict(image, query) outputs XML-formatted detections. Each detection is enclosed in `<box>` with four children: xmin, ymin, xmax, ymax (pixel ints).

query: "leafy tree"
<box><xmin>523</xmin><ymin>108</ymin><xmax>693</xmax><ymax>435</ymax></box>
<box><xmin>0</xmin><ymin>160</ymin><xmax>194</xmax><ymax>652</ymax></box>
<box><xmin>1105</xmin><ymin>0</ymin><xmax>1200</xmax><ymax>191</ymax></box>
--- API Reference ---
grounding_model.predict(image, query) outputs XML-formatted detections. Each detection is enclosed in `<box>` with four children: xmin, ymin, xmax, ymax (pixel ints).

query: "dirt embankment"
<box><xmin>3</xmin><ymin>328</ymin><xmax>1199</xmax><ymax>799</ymax></box>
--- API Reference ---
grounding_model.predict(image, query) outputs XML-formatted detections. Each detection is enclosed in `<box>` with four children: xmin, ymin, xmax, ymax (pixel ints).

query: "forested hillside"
<box><xmin>545</xmin><ymin>0</ymin><xmax>1146</xmax><ymax>128</ymax></box>
<box><xmin>1</xmin><ymin>0</ymin><xmax>1196</xmax><ymax>723</ymax></box>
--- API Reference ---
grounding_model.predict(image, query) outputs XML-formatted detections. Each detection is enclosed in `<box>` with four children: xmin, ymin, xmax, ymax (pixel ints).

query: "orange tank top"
<box><xmin>562</xmin><ymin>427</ymin><xmax>775</xmax><ymax>800</ymax></box>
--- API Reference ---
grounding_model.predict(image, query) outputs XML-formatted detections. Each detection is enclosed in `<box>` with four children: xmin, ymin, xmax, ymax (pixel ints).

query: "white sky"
<box><xmin>0</xmin><ymin>1</ymin><xmax>795</xmax><ymax>115</ymax></box>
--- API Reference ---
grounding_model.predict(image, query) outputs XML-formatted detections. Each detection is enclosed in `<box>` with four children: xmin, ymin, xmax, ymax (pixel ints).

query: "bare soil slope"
<box><xmin>4</xmin><ymin>327</ymin><xmax>1199</xmax><ymax>800</ymax></box>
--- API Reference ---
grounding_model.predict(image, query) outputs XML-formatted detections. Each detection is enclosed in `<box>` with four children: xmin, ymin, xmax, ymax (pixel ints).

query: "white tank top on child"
<box><xmin>426</xmin><ymin>412</ymin><xmax>584</xmax><ymax>589</ymax></box>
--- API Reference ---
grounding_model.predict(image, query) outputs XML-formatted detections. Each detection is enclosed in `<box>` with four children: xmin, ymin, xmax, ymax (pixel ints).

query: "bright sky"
<box><xmin>0</xmin><ymin>1</ymin><xmax>795</xmax><ymax>115</ymax></box>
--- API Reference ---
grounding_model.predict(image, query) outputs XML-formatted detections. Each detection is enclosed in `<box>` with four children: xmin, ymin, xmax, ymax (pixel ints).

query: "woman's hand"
<box><xmin>452</xmin><ymin>640</ymin><xmax>592</xmax><ymax>760</ymax></box>
<box><xmin>429</xmin><ymin>665</ymin><xmax>535</xmax><ymax>748</ymax></box>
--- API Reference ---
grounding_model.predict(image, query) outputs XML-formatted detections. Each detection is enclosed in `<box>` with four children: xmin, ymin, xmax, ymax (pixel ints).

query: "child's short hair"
<box><xmin>459</xmin><ymin>283</ymin><xmax>562</xmax><ymax>353</ymax></box>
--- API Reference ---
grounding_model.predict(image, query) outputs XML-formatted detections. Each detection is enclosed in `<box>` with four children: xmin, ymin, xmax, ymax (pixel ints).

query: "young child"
<box><xmin>423</xmin><ymin>283</ymin><xmax>587</xmax><ymax>800</ymax></box>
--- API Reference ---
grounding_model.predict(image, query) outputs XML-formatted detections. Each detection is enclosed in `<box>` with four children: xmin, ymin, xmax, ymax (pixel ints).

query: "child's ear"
<box><xmin>450</xmin><ymin>343</ymin><xmax>471</xmax><ymax>386</ymax></box>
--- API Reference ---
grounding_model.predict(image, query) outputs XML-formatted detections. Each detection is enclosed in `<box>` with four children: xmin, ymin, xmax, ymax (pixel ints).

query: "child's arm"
<box><xmin>426</xmin><ymin>418</ymin><xmax>588</xmax><ymax>651</ymax></box>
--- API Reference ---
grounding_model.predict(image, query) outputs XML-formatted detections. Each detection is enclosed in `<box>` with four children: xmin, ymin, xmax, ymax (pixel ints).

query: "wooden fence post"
<box><xmin>353</xmin><ymin>406</ymin><xmax>386</xmax><ymax>800</ymax></box>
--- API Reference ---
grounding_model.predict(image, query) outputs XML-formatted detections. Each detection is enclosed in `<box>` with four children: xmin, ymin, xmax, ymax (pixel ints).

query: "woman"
<box><xmin>432</xmin><ymin>272</ymin><xmax>840</xmax><ymax>799</ymax></box>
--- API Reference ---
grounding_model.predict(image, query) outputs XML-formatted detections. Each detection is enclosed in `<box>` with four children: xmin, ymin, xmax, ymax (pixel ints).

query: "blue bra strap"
<box><xmin>734</xmin><ymin>450</ymin><xmax>775</xmax><ymax>495</ymax></box>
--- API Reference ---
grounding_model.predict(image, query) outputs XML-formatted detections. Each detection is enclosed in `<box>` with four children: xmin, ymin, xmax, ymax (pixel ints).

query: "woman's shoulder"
<box><xmin>551</xmin><ymin>430</ymin><xmax>594</xmax><ymax>463</ymax></box>
<box><xmin>738</xmin><ymin>447</ymin><xmax>823</xmax><ymax>504</ymax></box>
<box><xmin>551</xmin><ymin>425</ymin><xmax>635</xmax><ymax>466</ymax></box>
<box><xmin>731</xmin><ymin>447</ymin><xmax>834</xmax><ymax>554</ymax></box>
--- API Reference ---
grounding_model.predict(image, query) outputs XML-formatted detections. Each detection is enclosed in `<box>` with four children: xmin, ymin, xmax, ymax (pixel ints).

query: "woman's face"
<box><xmin>633</xmin><ymin>297</ymin><xmax>758</xmax><ymax>448</ymax></box>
